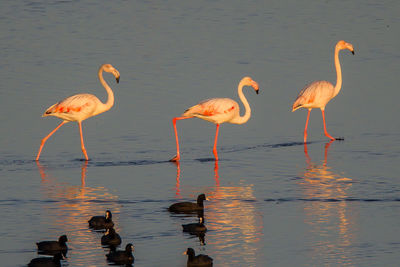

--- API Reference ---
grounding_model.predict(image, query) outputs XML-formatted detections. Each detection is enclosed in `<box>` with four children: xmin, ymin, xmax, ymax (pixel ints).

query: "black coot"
<box><xmin>182</xmin><ymin>216</ymin><xmax>207</xmax><ymax>233</ymax></box>
<box><xmin>36</xmin><ymin>235</ymin><xmax>68</xmax><ymax>256</ymax></box>
<box><xmin>169</xmin><ymin>194</ymin><xmax>208</xmax><ymax>213</ymax></box>
<box><xmin>184</xmin><ymin>248</ymin><xmax>213</xmax><ymax>266</ymax></box>
<box><xmin>28</xmin><ymin>253</ymin><xmax>63</xmax><ymax>267</ymax></box>
<box><xmin>101</xmin><ymin>227</ymin><xmax>122</xmax><ymax>247</ymax></box>
<box><xmin>106</xmin><ymin>243</ymin><xmax>134</xmax><ymax>265</ymax></box>
<box><xmin>88</xmin><ymin>210</ymin><xmax>114</xmax><ymax>230</ymax></box>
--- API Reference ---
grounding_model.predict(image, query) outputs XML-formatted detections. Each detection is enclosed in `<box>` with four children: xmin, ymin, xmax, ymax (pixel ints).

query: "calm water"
<box><xmin>1</xmin><ymin>0</ymin><xmax>399</xmax><ymax>266</ymax></box>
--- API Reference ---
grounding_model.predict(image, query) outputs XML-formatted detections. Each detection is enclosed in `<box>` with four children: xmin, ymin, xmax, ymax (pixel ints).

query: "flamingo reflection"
<box><xmin>300</xmin><ymin>141</ymin><xmax>355</xmax><ymax>265</ymax></box>
<box><xmin>173</xmin><ymin>160</ymin><xmax>220</xmax><ymax>196</ymax></box>
<box><xmin>172</xmin><ymin>160</ymin><xmax>262</xmax><ymax>265</ymax></box>
<box><xmin>36</xmin><ymin>161</ymin><xmax>120</xmax><ymax>265</ymax></box>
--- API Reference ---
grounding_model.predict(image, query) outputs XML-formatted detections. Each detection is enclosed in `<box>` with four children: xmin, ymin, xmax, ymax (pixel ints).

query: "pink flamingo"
<box><xmin>170</xmin><ymin>76</ymin><xmax>259</xmax><ymax>161</ymax></box>
<box><xmin>35</xmin><ymin>64</ymin><xmax>120</xmax><ymax>161</ymax></box>
<box><xmin>292</xmin><ymin>40</ymin><xmax>354</xmax><ymax>143</ymax></box>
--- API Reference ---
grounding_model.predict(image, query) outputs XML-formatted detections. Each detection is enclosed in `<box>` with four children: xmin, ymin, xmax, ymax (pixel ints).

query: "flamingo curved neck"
<box><xmin>97</xmin><ymin>67</ymin><xmax>115</xmax><ymax>114</ymax></box>
<box><xmin>230</xmin><ymin>80</ymin><xmax>251</xmax><ymax>124</ymax></box>
<box><xmin>333</xmin><ymin>46</ymin><xmax>343</xmax><ymax>98</ymax></box>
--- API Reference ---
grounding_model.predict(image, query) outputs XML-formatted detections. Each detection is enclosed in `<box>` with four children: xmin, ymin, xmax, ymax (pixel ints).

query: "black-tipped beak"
<box><xmin>352</xmin><ymin>50</ymin><xmax>355</xmax><ymax>55</ymax></box>
<box><xmin>116</xmin><ymin>77</ymin><xmax>120</xmax><ymax>83</ymax></box>
<box><xmin>256</xmin><ymin>89</ymin><xmax>259</xmax><ymax>95</ymax></box>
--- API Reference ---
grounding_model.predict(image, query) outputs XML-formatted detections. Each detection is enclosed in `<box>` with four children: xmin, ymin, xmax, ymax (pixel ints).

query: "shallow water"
<box><xmin>0</xmin><ymin>1</ymin><xmax>399</xmax><ymax>266</ymax></box>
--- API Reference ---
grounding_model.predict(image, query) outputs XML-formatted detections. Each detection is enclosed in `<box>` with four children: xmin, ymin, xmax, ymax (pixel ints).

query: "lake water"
<box><xmin>0</xmin><ymin>0</ymin><xmax>399</xmax><ymax>266</ymax></box>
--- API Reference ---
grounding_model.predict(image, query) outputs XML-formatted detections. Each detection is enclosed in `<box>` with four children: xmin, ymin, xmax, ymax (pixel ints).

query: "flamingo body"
<box><xmin>183</xmin><ymin>98</ymin><xmax>240</xmax><ymax>124</ymax></box>
<box><xmin>36</xmin><ymin>64</ymin><xmax>120</xmax><ymax>161</ymax></box>
<box><xmin>292</xmin><ymin>80</ymin><xmax>335</xmax><ymax>111</ymax></box>
<box><xmin>292</xmin><ymin>40</ymin><xmax>354</xmax><ymax>143</ymax></box>
<box><xmin>171</xmin><ymin>76</ymin><xmax>259</xmax><ymax>161</ymax></box>
<box><xmin>43</xmin><ymin>93</ymin><xmax>104</xmax><ymax>122</ymax></box>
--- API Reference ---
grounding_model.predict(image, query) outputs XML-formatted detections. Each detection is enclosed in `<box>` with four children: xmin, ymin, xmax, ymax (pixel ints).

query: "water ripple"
<box><xmin>264</xmin><ymin>198</ymin><xmax>400</xmax><ymax>202</ymax></box>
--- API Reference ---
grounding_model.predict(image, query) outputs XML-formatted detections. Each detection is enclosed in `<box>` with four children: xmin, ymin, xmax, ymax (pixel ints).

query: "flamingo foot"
<box><xmin>81</xmin><ymin>149</ymin><xmax>89</xmax><ymax>161</ymax></box>
<box><xmin>169</xmin><ymin>155</ymin><xmax>180</xmax><ymax>162</ymax></box>
<box><xmin>326</xmin><ymin>136</ymin><xmax>336</xmax><ymax>141</ymax></box>
<box><xmin>212</xmin><ymin>150</ymin><xmax>219</xmax><ymax>161</ymax></box>
<box><xmin>324</xmin><ymin>132</ymin><xmax>336</xmax><ymax>141</ymax></box>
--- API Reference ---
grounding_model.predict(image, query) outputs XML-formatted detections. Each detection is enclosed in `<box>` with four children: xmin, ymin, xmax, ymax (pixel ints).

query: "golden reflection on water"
<box><xmin>174</xmin><ymin>160</ymin><xmax>220</xmax><ymax>196</ymax></box>
<box><xmin>174</xmin><ymin>160</ymin><xmax>263</xmax><ymax>266</ymax></box>
<box><xmin>36</xmin><ymin>161</ymin><xmax>120</xmax><ymax>265</ymax></box>
<box><xmin>299</xmin><ymin>142</ymin><xmax>355</xmax><ymax>266</ymax></box>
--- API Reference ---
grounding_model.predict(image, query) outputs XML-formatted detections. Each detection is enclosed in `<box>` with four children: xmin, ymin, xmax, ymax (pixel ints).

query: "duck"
<box><xmin>36</xmin><ymin>235</ymin><xmax>68</xmax><ymax>256</ymax></box>
<box><xmin>106</xmin><ymin>243</ymin><xmax>134</xmax><ymax>265</ymax></box>
<box><xmin>28</xmin><ymin>253</ymin><xmax>63</xmax><ymax>267</ymax></box>
<box><xmin>88</xmin><ymin>210</ymin><xmax>114</xmax><ymax>230</ymax></box>
<box><xmin>182</xmin><ymin>216</ymin><xmax>207</xmax><ymax>234</ymax></box>
<box><xmin>101</xmin><ymin>227</ymin><xmax>122</xmax><ymax>247</ymax></box>
<box><xmin>169</xmin><ymin>194</ymin><xmax>208</xmax><ymax>213</ymax></box>
<box><xmin>184</xmin><ymin>248</ymin><xmax>213</xmax><ymax>266</ymax></box>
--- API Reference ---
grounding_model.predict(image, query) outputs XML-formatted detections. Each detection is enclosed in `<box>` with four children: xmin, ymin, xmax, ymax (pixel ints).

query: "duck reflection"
<box><xmin>36</xmin><ymin>161</ymin><xmax>120</xmax><ymax>264</ymax></box>
<box><xmin>300</xmin><ymin>141</ymin><xmax>355</xmax><ymax>265</ymax></box>
<box><xmin>173</xmin><ymin>160</ymin><xmax>262</xmax><ymax>265</ymax></box>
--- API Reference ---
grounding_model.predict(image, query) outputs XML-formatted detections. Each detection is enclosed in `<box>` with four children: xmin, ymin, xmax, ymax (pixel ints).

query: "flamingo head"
<box><xmin>241</xmin><ymin>76</ymin><xmax>259</xmax><ymax>94</ymax></box>
<box><xmin>102</xmin><ymin>64</ymin><xmax>120</xmax><ymax>83</ymax></box>
<box><xmin>336</xmin><ymin>40</ymin><xmax>355</xmax><ymax>55</ymax></box>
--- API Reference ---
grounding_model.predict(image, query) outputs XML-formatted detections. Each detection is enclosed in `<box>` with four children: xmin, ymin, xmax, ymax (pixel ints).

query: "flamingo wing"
<box><xmin>43</xmin><ymin>94</ymin><xmax>100</xmax><ymax>121</ymax></box>
<box><xmin>292</xmin><ymin>80</ymin><xmax>334</xmax><ymax>111</ymax></box>
<box><xmin>183</xmin><ymin>98</ymin><xmax>239</xmax><ymax>123</ymax></box>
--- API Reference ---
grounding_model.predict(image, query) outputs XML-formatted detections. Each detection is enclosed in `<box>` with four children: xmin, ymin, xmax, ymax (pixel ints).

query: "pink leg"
<box><xmin>303</xmin><ymin>142</ymin><xmax>311</xmax><ymax>163</ymax></box>
<box><xmin>303</xmin><ymin>109</ymin><xmax>311</xmax><ymax>143</ymax></box>
<box><xmin>78</xmin><ymin>121</ymin><xmax>89</xmax><ymax>160</ymax></box>
<box><xmin>170</xmin><ymin>116</ymin><xmax>193</xmax><ymax>161</ymax></box>
<box><xmin>321</xmin><ymin>110</ymin><xmax>335</xmax><ymax>141</ymax></box>
<box><xmin>212</xmin><ymin>124</ymin><xmax>220</xmax><ymax>161</ymax></box>
<box><xmin>36</xmin><ymin>121</ymin><xmax>67</xmax><ymax>161</ymax></box>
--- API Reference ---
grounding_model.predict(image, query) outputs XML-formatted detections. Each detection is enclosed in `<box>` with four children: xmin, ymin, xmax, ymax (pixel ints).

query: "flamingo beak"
<box><xmin>116</xmin><ymin>76</ymin><xmax>120</xmax><ymax>83</ymax></box>
<box><xmin>351</xmin><ymin>50</ymin><xmax>355</xmax><ymax>55</ymax></box>
<box><xmin>251</xmin><ymin>81</ymin><xmax>259</xmax><ymax>94</ymax></box>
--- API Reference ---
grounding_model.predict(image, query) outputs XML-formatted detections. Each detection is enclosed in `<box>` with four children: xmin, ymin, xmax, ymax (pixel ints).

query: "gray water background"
<box><xmin>0</xmin><ymin>0</ymin><xmax>399</xmax><ymax>266</ymax></box>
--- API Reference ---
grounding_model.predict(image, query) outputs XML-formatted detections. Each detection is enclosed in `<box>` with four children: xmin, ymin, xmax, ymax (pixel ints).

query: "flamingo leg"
<box><xmin>303</xmin><ymin>109</ymin><xmax>311</xmax><ymax>143</ymax></box>
<box><xmin>36</xmin><ymin>121</ymin><xmax>67</xmax><ymax>161</ymax></box>
<box><xmin>78</xmin><ymin>121</ymin><xmax>89</xmax><ymax>160</ymax></box>
<box><xmin>321</xmin><ymin>110</ymin><xmax>335</xmax><ymax>141</ymax></box>
<box><xmin>170</xmin><ymin>116</ymin><xmax>193</xmax><ymax>162</ymax></box>
<box><xmin>212</xmin><ymin>124</ymin><xmax>220</xmax><ymax>161</ymax></box>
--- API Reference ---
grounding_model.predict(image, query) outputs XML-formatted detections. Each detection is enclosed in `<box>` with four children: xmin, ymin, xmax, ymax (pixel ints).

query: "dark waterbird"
<box><xmin>101</xmin><ymin>227</ymin><xmax>122</xmax><ymax>247</ymax></box>
<box><xmin>36</xmin><ymin>235</ymin><xmax>68</xmax><ymax>256</ymax></box>
<box><xmin>169</xmin><ymin>194</ymin><xmax>208</xmax><ymax>213</ymax></box>
<box><xmin>28</xmin><ymin>253</ymin><xmax>63</xmax><ymax>267</ymax></box>
<box><xmin>88</xmin><ymin>210</ymin><xmax>114</xmax><ymax>230</ymax></box>
<box><xmin>182</xmin><ymin>216</ymin><xmax>207</xmax><ymax>234</ymax></box>
<box><xmin>106</xmin><ymin>243</ymin><xmax>134</xmax><ymax>265</ymax></box>
<box><xmin>184</xmin><ymin>248</ymin><xmax>213</xmax><ymax>267</ymax></box>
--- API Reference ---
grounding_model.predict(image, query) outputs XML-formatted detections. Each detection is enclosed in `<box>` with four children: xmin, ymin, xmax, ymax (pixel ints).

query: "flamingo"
<box><xmin>170</xmin><ymin>76</ymin><xmax>259</xmax><ymax>161</ymax></box>
<box><xmin>292</xmin><ymin>40</ymin><xmax>354</xmax><ymax>143</ymax></box>
<box><xmin>35</xmin><ymin>64</ymin><xmax>120</xmax><ymax>161</ymax></box>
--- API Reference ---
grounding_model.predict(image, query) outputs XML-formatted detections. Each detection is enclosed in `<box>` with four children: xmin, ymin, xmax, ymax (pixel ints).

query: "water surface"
<box><xmin>0</xmin><ymin>1</ymin><xmax>399</xmax><ymax>266</ymax></box>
